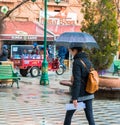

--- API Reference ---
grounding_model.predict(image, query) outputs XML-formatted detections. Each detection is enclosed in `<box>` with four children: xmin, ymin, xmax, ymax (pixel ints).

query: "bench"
<box><xmin>0</xmin><ymin>65</ymin><xmax>20</xmax><ymax>88</ymax></box>
<box><xmin>112</xmin><ymin>60</ymin><xmax>120</xmax><ymax>76</ymax></box>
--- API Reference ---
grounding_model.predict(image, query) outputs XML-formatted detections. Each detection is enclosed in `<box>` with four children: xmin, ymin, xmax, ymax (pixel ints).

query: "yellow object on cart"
<box><xmin>64</xmin><ymin>60</ymin><xmax>70</xmax><ymax>69</ymax></box>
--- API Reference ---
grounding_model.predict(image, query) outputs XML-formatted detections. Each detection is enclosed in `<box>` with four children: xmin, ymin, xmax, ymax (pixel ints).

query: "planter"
<box><xmin>95</xmin><ymin>76</ymin><xmax>120</xmax><ymax>100</ymax></box>
<box><xmin>99</xmin><ymin>76</ymin><xmax>120</xmax><ymax>88</ymax></box>
<box><xmin>95</xmin><ymin>88</ymin><xmax>120</xmax><ymax>100</ymax></box>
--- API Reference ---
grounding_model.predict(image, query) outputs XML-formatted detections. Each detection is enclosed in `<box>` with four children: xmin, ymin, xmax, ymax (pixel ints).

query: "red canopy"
<box><xmin>0</xmin><ymin>21</ymin><xmax>54</xmax><ymax>41</ymax></box>
<box><xmin>0</xmin><ymin>21</ymin><xmax>81</xmax><ymax>41</ymax></box>
<box><xmin>47</xmin><ymin>25</ymin><xmax>81</xmax><ymax>35</ymax></box>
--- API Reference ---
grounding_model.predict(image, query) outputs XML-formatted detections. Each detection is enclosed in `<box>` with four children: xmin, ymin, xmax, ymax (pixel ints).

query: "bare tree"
<box><xmin>0</xmin><ymin>0</ymin><xmax>30</xmax><ymax>34</ymax></box>
<box><xmin>1</xmin><ymin>0</ymin><xmax>30</xmax><ymax>21</ymax></box>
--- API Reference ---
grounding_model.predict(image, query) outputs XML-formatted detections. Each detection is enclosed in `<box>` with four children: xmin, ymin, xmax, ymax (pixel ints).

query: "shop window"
<box><xmin>36</xmin><ymin>18</ymin><xmax>39</xmax><ymax>21</ymax></box>
<box><xmin>54</xmin><ymin>10</ymin><xmax>60</xmax><ymax>12</ymax></box>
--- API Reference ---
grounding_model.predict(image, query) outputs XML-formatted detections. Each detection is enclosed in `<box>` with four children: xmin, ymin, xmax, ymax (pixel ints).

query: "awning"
<box><xmin>47</xmin><ymin>25</ymin><xmax>81</xmax><ymax>36</ymax></box>
<box><xmin>0</xmin><ymin>21</ymin><xmax>54</xmax><ymax>41</ymax></box>
<box><xmin>0</xmin><ymin>21</ymin><xmax>81</xmax><ymax>41</ymax></box>
<box><xmin>0</xmin><ymin>34</ymin><xmax>54</xmax><ymax>41</ymax></box>
<box><xmin>36</xmin><ymin>23</ymin><xmax>81</xmax><ymax>39</ymax></box>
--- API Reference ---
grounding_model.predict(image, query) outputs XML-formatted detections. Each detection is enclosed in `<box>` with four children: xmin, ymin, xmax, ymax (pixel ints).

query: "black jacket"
<box><xmin>0</xmin><ymin>48</ymin><xmax>8</xmax><ymax>61</ymax></box>
<box><xmin>71</xmin><ymin>52</ymin><xmax>93</xmax><ymax>101</ymax></box>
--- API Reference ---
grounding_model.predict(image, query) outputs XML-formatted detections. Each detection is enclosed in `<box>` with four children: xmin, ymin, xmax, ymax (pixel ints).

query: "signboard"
<box><xmin>0</xmin><ymin>35</ymin><xmax>54</xmax><ymax>41</ymax></box>
<box><xmin>39</xmin><ymin>8</ymin><xmax>77</xmax><ymax>25</ymax></box>
<box><xmin>11</xmin><ymin>35</ymin><xmax>37</xmax><ymax>41</ymax></box>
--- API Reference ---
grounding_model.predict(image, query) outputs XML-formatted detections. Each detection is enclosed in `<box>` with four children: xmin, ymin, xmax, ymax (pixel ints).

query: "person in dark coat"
<box><xmin>0</xmin><ymin>45</ymin><xmax>8</xmax><ymax>61</ymax></box>
<box><xmin>64</xmin><ymin>47</ymin><xmax>95</xmax><ymax>125</ymax></box>
<box><xmin>58</xmin><ymin>46</ymin><xmax>67</xmax><ymax>70</ymax></box>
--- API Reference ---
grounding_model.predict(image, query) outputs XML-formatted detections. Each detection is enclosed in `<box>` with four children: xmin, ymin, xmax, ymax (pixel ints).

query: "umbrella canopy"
<box><xmin>56</xmin><ymin>32</ymin><xmax>99</xmax><ymax>49</ymax></box>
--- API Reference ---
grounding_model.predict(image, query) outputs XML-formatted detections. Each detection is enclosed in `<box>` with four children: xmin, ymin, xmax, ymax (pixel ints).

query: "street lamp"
<box><xmin>55</xmin><ymin>0</ymin><xmax>61</xmax><ymax>4</ymax></box>
<box><xmin>40</xmin><ymin>0</ymin><xmax>61</xmax><ymax>85</ymax></box>
<box><xmin>1</xmin><ymin>6</ymin><xmax>9</xmax><ymax>14</ymax></box>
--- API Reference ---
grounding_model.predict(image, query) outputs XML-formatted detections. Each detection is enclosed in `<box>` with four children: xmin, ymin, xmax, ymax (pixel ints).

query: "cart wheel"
<box><xmin>30</xmin><ymin>67</ymin><xmax>40</xmax><ymax>77</ymax></box>
<box><xmin>56</xmin><ymin>66</ymin><xmax>64</xmax><ymax>75</ymax></box>
<box><xmin>20</xmin><ymin>69</ymin><xmax>28</xmax><ymax>77</ymax></box>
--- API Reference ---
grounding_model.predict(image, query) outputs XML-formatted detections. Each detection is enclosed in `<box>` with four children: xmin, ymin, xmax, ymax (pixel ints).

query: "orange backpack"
<box><xmin>80</xmin><ymin>60</ymin><xmax>99</xmax><ymax>94</ymax></box>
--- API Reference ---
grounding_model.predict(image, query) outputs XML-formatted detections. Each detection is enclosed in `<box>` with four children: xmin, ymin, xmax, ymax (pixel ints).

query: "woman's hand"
<box><xmin>71</xmin><ymin>76</ymin><xmax>74</xmax><ymax>83</ymax></box>
<box><xmin>73</xmin><ymin>100</ymin><xmax>78</xmax><ymax>108</ymax></box>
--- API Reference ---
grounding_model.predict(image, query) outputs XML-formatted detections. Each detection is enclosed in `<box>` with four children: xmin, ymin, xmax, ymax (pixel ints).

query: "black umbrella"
<box><xmin>56</xmin><ymin>32</ymin><xmax>99</xmax><ymax>49</ymax></box>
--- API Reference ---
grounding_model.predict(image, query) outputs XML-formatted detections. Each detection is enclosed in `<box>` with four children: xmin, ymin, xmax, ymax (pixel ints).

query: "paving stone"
<box><xmin>0</xmin><ymin>72</ymin><xmax>119</xmax><ymax>125</ymax></box>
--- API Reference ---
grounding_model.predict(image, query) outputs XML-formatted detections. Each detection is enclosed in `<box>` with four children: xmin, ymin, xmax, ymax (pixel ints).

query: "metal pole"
<box><xmin>40</xmin><ymin>0</ymin><xmax>49</xmax><ymax>85</ymax></box>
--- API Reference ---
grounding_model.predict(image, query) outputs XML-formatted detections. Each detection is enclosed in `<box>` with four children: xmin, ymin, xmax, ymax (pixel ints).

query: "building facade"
<box><xmin>0</xmin><ymin>0</ymin><xmax>82</xmax><ymax>48</ymax></box>
<box><xmin>0</xmin><ymin>0</ymin><xmax>42</xmax><ymax>21</ymax></box>
<box><xmin>0</xmin><ymin>0</ymin><xmax>120</xmax><ymax>59</ymax></box>
<box><xmin>0</xmin><ymin>0</ymin><xmax>82</xmax><ymax>23</ymax></box>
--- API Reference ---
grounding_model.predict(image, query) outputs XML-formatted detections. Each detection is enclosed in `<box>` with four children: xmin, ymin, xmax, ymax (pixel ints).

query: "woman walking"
<box><xmin>64</xmin><ymin>47</ymin><xmax>95</xmax><ymax>125</ymax></box>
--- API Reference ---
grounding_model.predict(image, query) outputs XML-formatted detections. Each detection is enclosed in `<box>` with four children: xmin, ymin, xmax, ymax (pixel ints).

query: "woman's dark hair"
<box><xmin>70</xmin><ymin>47</ymin><xmax>83</xmax><ymax>53</ymax></box>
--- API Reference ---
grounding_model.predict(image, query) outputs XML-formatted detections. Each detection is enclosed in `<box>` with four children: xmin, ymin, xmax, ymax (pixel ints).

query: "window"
<box><xmin>54</xmin><ymin>10</ymin><xmax>60</xmax><ymax>12</ymax></box>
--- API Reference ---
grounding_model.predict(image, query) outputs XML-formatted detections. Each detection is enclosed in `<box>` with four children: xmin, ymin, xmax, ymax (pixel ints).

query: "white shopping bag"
<box><xmin>65</xmin><ymin>102</ymin><xmax>86</xmax><ymax>111</ymax></box>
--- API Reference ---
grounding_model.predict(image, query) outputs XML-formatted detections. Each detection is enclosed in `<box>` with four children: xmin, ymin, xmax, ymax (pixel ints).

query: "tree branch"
<box><xmin>1</xmin><ymin>0</ymin><xmax>30</xmax><ymax>21</ymax></box>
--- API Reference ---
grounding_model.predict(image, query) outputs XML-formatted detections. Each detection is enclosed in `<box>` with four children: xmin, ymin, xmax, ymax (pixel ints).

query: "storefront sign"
<box><xmin>12</xmin><ymin>35</ymin><xmax>38</xmax><ymax>40</ymax></box>
<box><xmin>11</xmin><ymin>35</ymin><xmax>38</xmax><ymax>40</ymax></box>
<box><xmin>39</xmin><ymin>9</ymin><xmax>77</xmax><ymax>25</ymax></box>
<box><xmin>40</xmin><ymin>18</ymin><xmax>75</xmax><ymax>25</ymax></box>
<box><xmin>0</xmin><ymin>34</ymin><xmax>54</xmax><ymax>41</ymax></box>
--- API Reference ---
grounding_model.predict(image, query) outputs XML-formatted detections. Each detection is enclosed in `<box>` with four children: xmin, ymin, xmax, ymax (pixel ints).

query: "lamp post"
<box><xmin>40</xmin><ymin>0</ymin><xmax>61</xmax><ymax>85</ymax></box>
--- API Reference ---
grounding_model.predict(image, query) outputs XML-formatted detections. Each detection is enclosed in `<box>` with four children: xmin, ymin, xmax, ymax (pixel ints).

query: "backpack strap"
<box><xmin>80</xmin><ymin>59</ymin><xmax>89</xmax><ymax>72</ymax></box>
<box><xmin>80</xmin><ymin>59</ymin><xmax>94</xmax><ymax>72</ymax></box>
<box><xmin>79</xmin><ymin>59</ymin><xmax>89</xmax><ymax>84</ymax></box>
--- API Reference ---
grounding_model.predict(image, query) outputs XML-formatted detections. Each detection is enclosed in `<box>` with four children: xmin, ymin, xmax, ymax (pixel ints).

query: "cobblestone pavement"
<box><xmin>0</xmin><ymin>71</ymin><xmax>120</xmax><ymax>125</ymax></box>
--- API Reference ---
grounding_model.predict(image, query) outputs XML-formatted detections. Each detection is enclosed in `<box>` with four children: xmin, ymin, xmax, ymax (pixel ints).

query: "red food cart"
<box><xmin>11</xmin><ymin>45</ymin><xmax>64</xmax><ymax>77</ymax></box>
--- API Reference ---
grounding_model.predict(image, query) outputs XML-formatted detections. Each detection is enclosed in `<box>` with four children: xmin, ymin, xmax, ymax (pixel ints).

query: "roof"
<box><xmin>47</xmin><ymin>25</ymin><xmax>81</xmax><ymax>35</ymax></box>
<box><xmin>0</xmin><ymin>21</ymin><xmax>54</xmax><ymax>41</ymax></box>
<box><xmin>0</xmin><ymin>21</ymin><xmax>81</xmax><ymax>41</ymax></box>
<box><xmin>3</xmin><ymin>21</ymin><xmax>36</xmax><ymax>35</ymax></box>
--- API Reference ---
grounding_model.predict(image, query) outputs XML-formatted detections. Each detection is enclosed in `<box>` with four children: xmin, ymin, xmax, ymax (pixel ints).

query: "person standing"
<box><xmin>0</xmin><ymin>45</ymin><xmax>8</xmax><ymax>61</ymax></box>
<box><xmin>32</xmin><ymin>42</ymin><xmax>40</xmax><ymax>55</ymax></box>
<box><xmin>22</xmin><ymin>49</ymin><xmax>29</xmax><ymax>59</ymax></box>
<box><xmin>58</xmin><ymin>46</ymin><xmax>67</xmax><ymax>70</ymax></box>
<box><xmin>64</xmin><ymin>47</ymin><xmax>95</xmax><ymax>125</ymax></box>
<box><xmin>48</xmin><ymin>45</ymin><xmax>54</xmax><ymax>60</ymax></box>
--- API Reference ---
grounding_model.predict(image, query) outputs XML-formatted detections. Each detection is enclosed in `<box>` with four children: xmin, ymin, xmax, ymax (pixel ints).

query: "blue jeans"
<box><xmin>64</xmin><ymin>99</ymin><xmax>95</xmax><ymax>125</ymax></box>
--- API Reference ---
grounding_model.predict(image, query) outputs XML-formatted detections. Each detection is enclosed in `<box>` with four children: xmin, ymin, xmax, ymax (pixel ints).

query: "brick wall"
<box><xmin>0</xmin><ymin>0</ymin><xmax>82</xmax><ymax>23</ymax></box>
